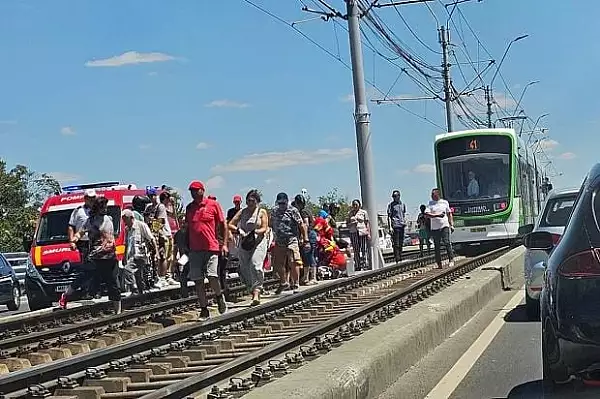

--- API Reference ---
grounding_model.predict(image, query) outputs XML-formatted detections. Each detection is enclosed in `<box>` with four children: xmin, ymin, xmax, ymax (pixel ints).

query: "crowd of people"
<box><xmin>58</xmin><ymin>181</ymin><xmax>456</xmax><ymax>319</ymax></box>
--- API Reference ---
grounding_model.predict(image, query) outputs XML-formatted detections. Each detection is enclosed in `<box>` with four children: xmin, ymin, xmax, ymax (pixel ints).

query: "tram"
<box><xmin>433</xmin><ymin>128</ymin><xmax>541</xmax><ymax>252</ymax></box>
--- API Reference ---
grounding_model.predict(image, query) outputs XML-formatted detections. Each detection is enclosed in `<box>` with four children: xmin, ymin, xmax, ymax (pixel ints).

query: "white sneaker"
<box><xmin>166</xmin><ymin>277</ymin><xmax>178</xmax><ymax>286</ymax></box>
<box><xmin>155</xmin><ymin>278</ymin><xmax>168</xmax><ymax>288</ymax></box>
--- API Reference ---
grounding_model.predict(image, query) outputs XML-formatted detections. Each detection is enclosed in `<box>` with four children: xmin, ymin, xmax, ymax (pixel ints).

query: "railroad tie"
<box><xmin>54</xmin><ymin>386</ymin><xmax>105</xmax><ymax>399</ymax></box>
<box><xmin>83</xmin><ymin>377</ymin><xmax>131</xmax><ymax>393</ymax></box>
<box><xmin>0</xmin><ymin>357</ymin><xmax>31</xmax><ymax>371</ymax></box>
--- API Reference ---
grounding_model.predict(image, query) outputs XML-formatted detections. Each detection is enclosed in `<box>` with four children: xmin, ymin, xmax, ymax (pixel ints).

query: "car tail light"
<box><xmin>559</xmin><ymin>249</ymin><xmax>600</xmax><ymax>278</ymax></box>
<box><xmin>551</xmin><ymin>233</ymin><xmax>562</xmax><ymax>245</ymax></box>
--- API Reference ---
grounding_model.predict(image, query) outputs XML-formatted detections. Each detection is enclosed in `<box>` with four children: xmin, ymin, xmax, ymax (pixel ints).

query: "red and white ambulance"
<box><xmin>24</xmin><ymin>181</ymin><xmax>180</xmax><ymax>310</ymax></box>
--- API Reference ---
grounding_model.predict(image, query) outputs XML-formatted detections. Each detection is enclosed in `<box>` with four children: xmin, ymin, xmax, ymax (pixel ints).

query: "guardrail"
<box><xmin>2</xmin><ymin>252</ymin><xmax>27</xmax><ymax>287</ymax></box>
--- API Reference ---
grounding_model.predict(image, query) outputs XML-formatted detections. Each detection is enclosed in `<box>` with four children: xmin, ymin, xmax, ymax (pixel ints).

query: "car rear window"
<box><xmin>539</xmin><ymin>195</ymin><xmax>577</xmax><ymax>228</ymax></box>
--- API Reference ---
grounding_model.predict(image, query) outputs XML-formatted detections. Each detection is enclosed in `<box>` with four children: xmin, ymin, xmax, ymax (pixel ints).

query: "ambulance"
<box><xmin>24</xmin><ymin>181</ymin><xmax>180</xmax><ymax>311</ymax></box>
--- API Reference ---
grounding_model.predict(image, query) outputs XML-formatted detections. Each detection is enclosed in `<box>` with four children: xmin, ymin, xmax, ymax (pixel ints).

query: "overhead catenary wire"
<box><xmin>241</xmin><ymin>0</ymin><xmax>445</xmax><ymax>129</ymax></box>
<box><xmin>391</xmin><ymin>2</ymin><xmax>442</xmax><ymax>55</ymax></box>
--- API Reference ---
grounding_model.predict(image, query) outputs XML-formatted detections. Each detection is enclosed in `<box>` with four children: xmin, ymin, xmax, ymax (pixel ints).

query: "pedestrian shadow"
<box><xmin>490</xmin><ymin>380</ymin><xmax>600</xmax><ymax>398</ymax></box>
<box><xmin>503</xmin><ymin>304</ymin><xmax>539</xmax><ymax>323</ymax></box>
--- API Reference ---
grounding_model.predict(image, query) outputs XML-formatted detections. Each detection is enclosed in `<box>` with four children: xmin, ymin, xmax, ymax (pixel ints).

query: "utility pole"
<box><xmin>346</xmin><ymin>0</ymin><xmax>380</xmax><ymax>270</ymax></box>
<box><xmin>439</xmin><ymin>26</ymin><xmax>453</xmax><ymax>132</ymax></box>
<box><xmin>485</xmin><ymin>85</ymin><xmax>493</xmax><ymax>128</ymax></box>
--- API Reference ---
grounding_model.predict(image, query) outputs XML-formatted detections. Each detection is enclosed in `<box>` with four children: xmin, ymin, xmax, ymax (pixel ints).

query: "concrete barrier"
<box><xmin>242</xmin><ymin>246</ymin><xmax>525</xmax><ymax>399</ymax></box>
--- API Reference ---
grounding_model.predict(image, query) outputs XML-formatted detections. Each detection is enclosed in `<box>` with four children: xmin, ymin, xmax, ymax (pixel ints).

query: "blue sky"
<box><xmin>0</xmin><ymin>0</ymin><xmax>593</xmax><ymax>218</ymax></box>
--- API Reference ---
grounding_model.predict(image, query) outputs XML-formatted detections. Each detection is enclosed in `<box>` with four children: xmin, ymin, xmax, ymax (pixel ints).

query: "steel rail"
<box><xmin>0</xmin><ymin>249</ymin><xmax>417</xmax><ymax>335</ymax></box>
<box><xmin>0</xmin><ymin>277</ymin><xmax>282</xmax><ymax>352</ymax></box>
<box><xmin>140</xmin><ymin>246</ymin><xmax>509</xmax><ymax>399</ymax></box>
<box><xmin>0</xmin><ymin>251</ymin><xmax>440</xmax><ymax>395</ymax></box>
<box><xmin>0</xmin><ymin>249</ymin><xmax>421</xmax><ymax>347</ymax></box>
<box><xmin>0</xmin><ymin>273</ymin><xmax>256</xmax><ymax>333</ymax></box>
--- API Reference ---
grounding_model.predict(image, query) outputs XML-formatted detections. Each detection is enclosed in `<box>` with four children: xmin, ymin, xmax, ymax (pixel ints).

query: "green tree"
<box><xmin>167</xmin><ymin>189</ymin><xmax>185</xmax><ymax>222</ymax></box>
<box><xmin>0</xmin><ymin>160</ymin><xmax>60</xmax><ymax>252</ymax></box>
<box><xmin>317</xmin><ymin>187</ymin><xmax>351</xmax><ymax>222</ymax></box>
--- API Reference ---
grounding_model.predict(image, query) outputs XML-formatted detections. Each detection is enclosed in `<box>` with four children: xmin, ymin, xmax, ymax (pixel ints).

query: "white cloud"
<box><xmin>48</xmin><ymin>172</ymin><xmax>80</xmax><ymax>183</ymax></box>
<box><xmin>205</xmin><ymin>175</ymin><xmax>225</xmax><ymax>189</ymax></box>
<box><xmin>211</xmin><ymin>148</ymin><xmax>354</xmax><ymax>173</ymax></box>
<box><xmin>147</xmin><ymin>71</ymin><xmax>158</xmax><ymax>76</ymax></box>
<box><xmin>60</xmin><ymin>126</ymin><xmax>76</xmax><ymax>136</ymax></box>
<box><xmin>538</xmin><ymin>139</ymin><xmax>559</xmax><ymax>151</ymax></box>
<box><xmin>139</xmin><ymin>144</ymin><xmax>151</xmax><ymax>150</ymax></box>
<box><xmin>340</xmin><ymin>87</ymin><xmax>380</xmax><ymax>103</ymax></box>
<box><xmin>205</xmin><ymin>99</ymin><xmax>250</xmax><ymax>108</ymax></box>
<box><xmin>264</xmin><ymin>178</ymin><xmax>276</xmax><ymax>185</ymax></box>
<box><xmin>85</xmin><ymin>51</ymin><xmax>176</xmax><ymax>67</ymax></box>
<box><xmin>558</xmin><ymin>152</ymin><xmax>576</xmax><ymax>160</ymax></box>
<box><xmin>412</xmin><ymin>163</ymin><xmax>436</xmax><ymax>174</ymax></box>
<box><xmin>492</xmin><ymin>92</ymin><xmax>518</xmax><ymax>109</ymax></box>
<box><xmin>196</xmin><ymin>142</ymin><xmax>210</xmax><ymax>150</ymax></box>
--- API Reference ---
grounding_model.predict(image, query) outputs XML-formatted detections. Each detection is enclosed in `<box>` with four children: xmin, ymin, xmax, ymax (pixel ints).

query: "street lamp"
<box><xmin>485</xmin><ymin>35</ymin><xmax>528</xmax><ymax>128</ymax></box>
<box><xmin>531</xmin><ymin>113</ymin><xmax>549</xmax><ymax>134</ymax></box>
<box><xmin>490</xmin><ymin>34</ymin><xmax>529</xmax><ymax>87</ymax></box>
<box><xmin>526</xmin><ymin>127</ymin><xmax>548</xmax><ymax>146</ymax></box>
<box><xmin>513</xmin><ymin>80</ymin><xmax>539</xmax><ymax>116</ymax></box>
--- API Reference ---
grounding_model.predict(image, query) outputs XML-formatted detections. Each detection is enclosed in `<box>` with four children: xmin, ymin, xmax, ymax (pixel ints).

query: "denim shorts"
<box><xmin>301</xmin><ymin>245</ymin><xmax>316</xmax><ymax>268</ymax></box>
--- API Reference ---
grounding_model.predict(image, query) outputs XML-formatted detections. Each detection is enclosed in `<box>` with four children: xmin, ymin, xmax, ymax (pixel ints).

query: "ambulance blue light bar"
<box><xmin>61</xmin><ymin>181</ymin><xmax>122</xmax><ymax>193</ymax></box>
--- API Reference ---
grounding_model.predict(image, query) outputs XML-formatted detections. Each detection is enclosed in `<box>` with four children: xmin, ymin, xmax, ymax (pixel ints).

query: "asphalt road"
<box><xmin>0</xmin><ymin>295</ymin><xmax>30</xmax><ymax>316</ymax></box>
<box><xmin>379</xmin><ymin>284</ymin><xmax>600</xmax><ymax>399</ymax></box>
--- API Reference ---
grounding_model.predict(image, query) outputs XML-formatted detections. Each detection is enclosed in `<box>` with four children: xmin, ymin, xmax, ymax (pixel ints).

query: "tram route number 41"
<box><xmin>467</xmin><ymin>139</ymin><xmax>480</xmax><ymax>151</ymax></box>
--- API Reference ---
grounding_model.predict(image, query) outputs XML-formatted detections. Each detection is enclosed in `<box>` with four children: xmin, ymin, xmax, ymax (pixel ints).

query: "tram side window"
<box><xmin>515</xmin><ymin>161</ymin><xmax>520</xmax><ymax>197</ymax></box>
<box><xmin>519</xmin><ymin>158</ymin><xmax>531</xmax><ymax>217</ymax></box>
<box><xmin>527</xmin><ymin>163</ymin><xmax>537</xmax><ymax>218</ymax></box>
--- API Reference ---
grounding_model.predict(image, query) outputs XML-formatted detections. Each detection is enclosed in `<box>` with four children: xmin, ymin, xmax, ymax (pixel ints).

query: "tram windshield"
<box><xmin>440</xmin><ymin>153</ymin><xmax>510</xmax><ymax>202</ymax></box>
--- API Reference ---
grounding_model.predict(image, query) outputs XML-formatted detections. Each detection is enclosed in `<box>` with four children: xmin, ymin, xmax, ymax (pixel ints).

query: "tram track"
<box><xmin>0</xmin><ymin>247</ymin><xmax>486</xmax><ymax>398</ymax></box>
<box><xmin>0</xmin><ymin>249</ymin><xmax>418</xmax><ymax>342</ymax></box>
<box><xmin>0</xmin><ymin>250</ymin><xmax>424</xmax><ymax>374</ymax></box>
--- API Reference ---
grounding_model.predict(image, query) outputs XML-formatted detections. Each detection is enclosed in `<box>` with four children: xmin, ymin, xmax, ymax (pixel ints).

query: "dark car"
<box><xmin>524</xmin><ymin>164</ymin><xmax>600</xmax><ymax>387</ymax></box>
<box><xmin>0</xmin><ymin>253</ymin><xmax>21</xmax><ymax>311</ymax></box>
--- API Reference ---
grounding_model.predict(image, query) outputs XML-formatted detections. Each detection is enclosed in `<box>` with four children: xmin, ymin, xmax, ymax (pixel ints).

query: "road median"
<box><xmin>242</xmin><ymin>246</ymin><xmax>525</xmax><ymax>399</ymax></box>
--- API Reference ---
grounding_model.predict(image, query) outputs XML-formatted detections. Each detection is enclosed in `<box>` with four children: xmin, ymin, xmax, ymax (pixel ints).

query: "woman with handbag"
<box><xmin>227</xmin><ymin>190</ymin><xmax>269</xmax><ymax>305</ymax></box>
<box><xmin>62</xmin><ymin>197</ymin><xmax>122</xmax><ymax>313</ymax></box>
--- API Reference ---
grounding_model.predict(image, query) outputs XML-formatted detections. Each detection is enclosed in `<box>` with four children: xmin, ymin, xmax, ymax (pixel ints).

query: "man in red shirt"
<box><xmin>185</xmin><ymin>180</ymin><xmax>229</xmax><ymax>319</ymax></box>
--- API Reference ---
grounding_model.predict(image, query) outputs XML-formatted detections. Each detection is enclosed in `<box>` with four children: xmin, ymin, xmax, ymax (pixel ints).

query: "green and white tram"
<box><xmin>434</xmin><ymin>128</ymin><xmax>541</xmax><ymax>251</ymax></box>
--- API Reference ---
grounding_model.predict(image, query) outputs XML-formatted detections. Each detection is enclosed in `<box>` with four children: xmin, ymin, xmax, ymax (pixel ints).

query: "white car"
<box><xmin>520</xmin><ymin>187</ymin><xmax>579</xmax><ymax>319</ymax></box>
<box><xmin>378</xmin><ymin>227</ymin><xmax>393</xmax><ymax>250</ymax></box>
<box><xmin>336</xmin><ymin>222</ymin><xmax>391</xmax><ymax>251</ymax></box>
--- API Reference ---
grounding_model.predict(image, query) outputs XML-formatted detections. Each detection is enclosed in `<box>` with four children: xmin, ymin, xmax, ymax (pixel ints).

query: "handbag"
<box><xmin>241</xmin><ymin>231</ymin><xmax>257</xmax><ymax>251</ymax></box>
<box><xmin>240</xmin><ymin>207</ymin><xmax>260</xmax><ymax>251</ymax></box>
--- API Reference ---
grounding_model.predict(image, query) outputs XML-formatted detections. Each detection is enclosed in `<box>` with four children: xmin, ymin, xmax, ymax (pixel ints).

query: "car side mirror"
<box><xmin>22</xmin><ymin>236</ymin><xmax>33</xmax><ymax>253</ymax></box>
<box><xmin>524</xmin><ymin>231</ymin><xmax>554</xmax><ymax>251</ymax></box>
<box><xmin>518</xmin><ymin>224</ymin><xmax>534</xmax><ymax>236</ymax></box>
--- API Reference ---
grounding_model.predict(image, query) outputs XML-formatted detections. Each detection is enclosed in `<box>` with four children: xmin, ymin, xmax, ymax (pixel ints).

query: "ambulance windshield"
<box><xmin>36</xmin><ymin>206</ymin><xmax>121</xmax><ymax>245</ymax></box>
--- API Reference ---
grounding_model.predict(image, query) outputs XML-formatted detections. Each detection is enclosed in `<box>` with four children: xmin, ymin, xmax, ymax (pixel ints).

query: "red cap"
<box><xmin>233</xmin><ymin>195</ymin><xmax>242</xmax><ymax>202</ymax></box>
<box><xmin>188</xmin><ymin>180</ymin><xmax>205</xmax><ymax>190</ymax></box>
